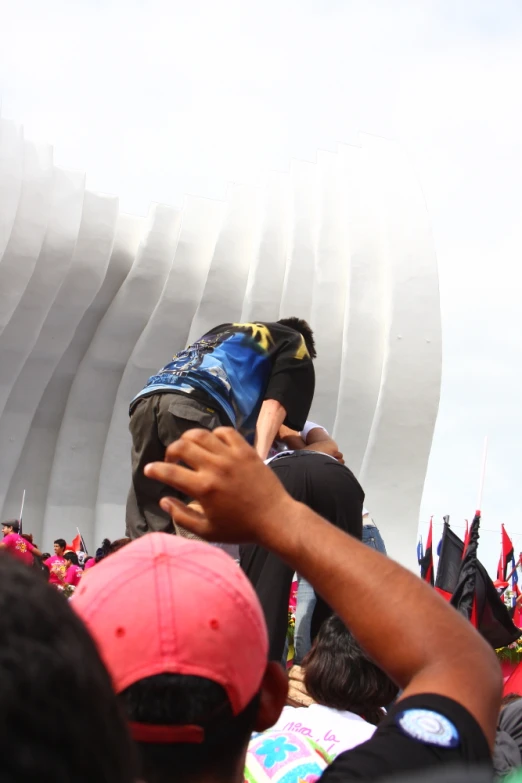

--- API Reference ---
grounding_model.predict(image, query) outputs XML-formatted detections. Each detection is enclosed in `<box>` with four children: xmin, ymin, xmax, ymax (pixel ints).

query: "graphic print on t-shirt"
<box><xmin>131</xmin><ymin>322</ymin><xmax>314</xmax><ymax>436</ymax></box>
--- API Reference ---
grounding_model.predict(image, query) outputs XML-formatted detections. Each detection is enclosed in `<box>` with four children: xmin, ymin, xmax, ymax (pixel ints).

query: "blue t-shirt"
<box><xmin>130</xmin><ymin>322</ymin><xmax>315</xmax><ymax>439</ymax></box>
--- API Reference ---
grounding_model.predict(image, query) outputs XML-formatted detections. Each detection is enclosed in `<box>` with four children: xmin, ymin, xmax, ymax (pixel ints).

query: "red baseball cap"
<box><xmin>73</xmin><ymin>533</ymin><xmax>268</xmax><ymax>743</ymax></box>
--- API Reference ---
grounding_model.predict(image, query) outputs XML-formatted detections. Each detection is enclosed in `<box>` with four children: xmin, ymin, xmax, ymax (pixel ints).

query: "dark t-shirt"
<box><xmin>319</xmin><ymin>694</ymin><xmax>491</xmax><ymax>782</ymax></box>
<box><xmin>130</xmin><ymin>322</ymin><xmax>315</xmax><ymax>437</ymax></box>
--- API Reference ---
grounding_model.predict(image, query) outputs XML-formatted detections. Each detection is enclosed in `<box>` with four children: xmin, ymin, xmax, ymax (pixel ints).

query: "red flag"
<box><xmin>435</xmin><ymin>521</ymin><xmax>463</xmax><ymax>601</ymax></box>
<box><xmin>498</xmin><ymin>524</ymin><xmax>515</xmax><ymax>582</ymax></box>
<box><xmin>504</xmin><ymin>661</ymin><xmax>522</xmax><ymax>697</ymax></box>
<box><xmin>462</xmin><ymin>520</ymin><xmax>469</xmax><ymax>554</ymax></box>
<box><xmin>452</xmin><ymin>515</ymin><xmax>521</xmax><ymax>649</ymax></box>
<box><xmin>69</xmin><ymin>533</ymin><xmax>82</xmax><ymax>553</ymax></box>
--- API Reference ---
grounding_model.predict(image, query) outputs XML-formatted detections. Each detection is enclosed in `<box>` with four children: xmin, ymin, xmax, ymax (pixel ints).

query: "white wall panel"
<box><xmin>0</xmin><ymin>140</ymin><xmax>53</xmax><ymax>335</ymax></box>
<box><xmin>332</xmin><ymin>142</ymin><xmax>388</xmax><ymax>476</ymax></box>
<box><xmin>241</xmin><ymin>172</ymin><xmax>290</xmax><ymax>323</ymax></box>
<box><xmin>0</xmin><ymin>116</ymin><xmax>441</xmax><ymax>567</ymax></box>
<box><xmin>0</xmin><ymin>167</ymin><xmax>85</xmax><ymax>421</ymax></box>
<box><xmin>0</xmin><ymin>120</ymin><xmax>24</xmax><ymax>263</ymax></box>
<box><xmin>0</xmin><ymin>192</ymin><xmax>118</xmax><ymax>538</ymax></box>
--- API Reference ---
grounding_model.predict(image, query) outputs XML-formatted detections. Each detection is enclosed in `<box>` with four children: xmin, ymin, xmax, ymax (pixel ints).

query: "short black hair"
<box><xmin>304</xmin><ymin>615</ymin><xmax>398</xmax><ymax>725</ymax></box>
<box><xmin>0</xmin><ymin>553</ymin><xmax>136</xmax><ymax>782</ymax></box>
<box><xmin>64</xmin><ymin>551</ymin><xmax>79</xmax><ymax>566</ymax></box>
<box><xmin>120</xmin><ymin>674</ymin><xmax>259</xmax><ymax>783</ymax></box>
<box><xmin>54</xmin><ymin>538</ymin><xmax>66</xmax><ymax>550</ymax></box>
<box><xmin>2</xmin><ymin>519</ymin><xmax>20</xmax><ymax>534</ymax></box>
<box><xmin>277</xmin><ymin>317</ymin><xmax>316</xmax><ymax>359</ymax></box>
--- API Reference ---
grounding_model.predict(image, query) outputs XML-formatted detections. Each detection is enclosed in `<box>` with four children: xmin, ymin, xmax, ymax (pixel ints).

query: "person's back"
<box><xmin>131</xmin><ymin>320</ymin><xmax>315</xmax><ymax>437</ymax></box>
<box><xmin>0</xmin><ymin>553</ymin><xmax>136</xmax><ymax>782</ymax></box>
<box><xmin>126</xmin><ymin>318</ymin><xmax>316</xmax><ymax>538</ymax></box>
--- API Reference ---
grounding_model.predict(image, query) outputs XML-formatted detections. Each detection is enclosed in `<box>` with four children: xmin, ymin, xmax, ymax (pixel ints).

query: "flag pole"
<box><xmin>77</xmin><ymin>527</ymin><xmax>88</xmax><ymax>556</ymax></box>
<box><xmin>19</xmin><ymin>490</ymin><xmax>26</xmax><ymax>534</ymax></box>
<box><xmin>505</xmin><ymin>555</ymin><xmax>522</xmax><ymax>585</ymax></box>
<box><xmin>476</xmin><ymin>436</ymin><xmax>488</xmax><ymax>516</ymax></box>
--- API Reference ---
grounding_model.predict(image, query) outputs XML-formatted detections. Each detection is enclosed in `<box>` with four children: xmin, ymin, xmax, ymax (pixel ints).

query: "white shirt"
<box><xmin>266</xmin><ymin>420</ymin><xmax>330</xmax><ymax>464</ymax></box>
<box><xmin>271</xmin><ymin>703</ymin><xmax>376</xmax><ymax>757</ymax></box>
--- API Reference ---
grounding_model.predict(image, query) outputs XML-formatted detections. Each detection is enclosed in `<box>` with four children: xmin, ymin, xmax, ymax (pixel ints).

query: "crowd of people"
<box><xmin>1</xmin><ymin>318</ymin><xmax>520</xmax><ymax>782</ymax></box>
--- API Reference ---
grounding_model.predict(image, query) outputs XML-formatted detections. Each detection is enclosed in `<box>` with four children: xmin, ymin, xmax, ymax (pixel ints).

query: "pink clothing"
<box><xmin>65</xmin><ymin>564</ymin><xmax>83</xmax><ymax>586</ymax></box>
<box><xmin>2</xmin><ymin>532</ymin><xmax>35</xmax><ymax>565</ymax></box>
<box><xmin>45</xmin><ymin>555</ymin><xmax>68</xmax><ymax>585</ymax></box>
<box><xmin>84</xmin><ymin>557</ymin><xmax>96</xmax><ymax>570</ymax></box>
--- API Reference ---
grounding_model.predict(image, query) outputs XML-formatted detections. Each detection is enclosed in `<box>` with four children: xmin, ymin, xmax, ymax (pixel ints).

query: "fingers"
<box><xmin>159</xmin><ymin>497</ymin><xmax>210</xmax><ymax>538</ymax></box>
<box><xmin>144</xmin><ymin>461</ymin><xmax>207</xmax><ymax>497</ymax></box>
<box><xmin>163</xmin><ymin>426</ymin><xmax>246</xmax><ymax>467</ymax></box>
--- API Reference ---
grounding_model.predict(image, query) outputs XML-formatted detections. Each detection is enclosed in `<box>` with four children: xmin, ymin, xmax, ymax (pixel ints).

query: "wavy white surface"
<box><xmin>0</xmin><ymin>116</ymin><xmax>441</xmax><ymax>567</ymax></box>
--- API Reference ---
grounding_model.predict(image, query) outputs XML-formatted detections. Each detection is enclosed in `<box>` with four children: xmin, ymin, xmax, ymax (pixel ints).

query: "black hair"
<box><xmin>109</xmin><ymin>537</ymin><xmax>131</xmax><ymax>554</ymax></box>
<box><xmin>501</xmin><ymin>693</ymin><xmax>522</xmax><ymax>710</ymax></box>
<box><xmin>41</xmin><ymin>552</ymin><xmax>51</xmax><ymax>561</ymax></box>
<box><xmin>303</xmin><ymin>615</ymin><xmax>398</xmax><ymax>725</ymax></box>
<box><xmin>54</xmin><ymin>538</ymin><xmax>66</xmax><ymax>551</ymax></box>
<box><xmin>96</xmin><ymin>538</ymin><xmax>112</xmax><ymax>563</ymax></box>
<box><xmin>64</xmin><ymin>551</ymin><xmax>79</xmax><ymax>566</ymax></box>
<box><xmin>277</xmin><ymin>317</ymin><xmax>316</xmax><ymax>359</ymax></box>
<box><xmin>0</xmin><ymin>553</ymin><xmax>136</xmax><ymax>782</ymax></box>
<box><xmin>2</xmin><ymin>519</ymin><xmax>20</xmax><ymax>534</ymax></box>
<box><xmin>120</xmin><ymin>674</ymin><xmax>259</xmax><ymax>783</ymax></box>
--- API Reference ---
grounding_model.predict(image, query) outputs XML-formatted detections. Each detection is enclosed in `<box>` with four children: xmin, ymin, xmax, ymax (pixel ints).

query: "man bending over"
<box><xmin>126</xmin><ymin>319</ymin><xmax>315</xmax><ymax>538</ymax></box>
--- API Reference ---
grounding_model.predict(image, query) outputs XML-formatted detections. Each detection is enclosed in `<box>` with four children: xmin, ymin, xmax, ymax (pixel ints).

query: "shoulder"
<box><xmin>320</xmin><ymin>694</ymin><xmax>490</xmax><ymax>783</ymax></box>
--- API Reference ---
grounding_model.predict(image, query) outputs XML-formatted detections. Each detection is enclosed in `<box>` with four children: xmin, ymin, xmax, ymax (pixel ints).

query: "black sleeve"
<box><xmin>264</xmin><ymin>334</ymin><xmax>315</xmax><ymax>432</ymax></box>
<box><xmin>319</xmin><ymin>694</ymin><xmax>491</xmax><ymax>782</ymax></box>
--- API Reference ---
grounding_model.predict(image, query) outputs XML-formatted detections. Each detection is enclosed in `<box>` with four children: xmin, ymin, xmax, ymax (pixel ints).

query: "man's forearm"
<box><xmin>256</xmin><ymin>498</ymin><xmax>501</xmax><ymax>743</ymax></box>
<box><xmin>254</xmin><ymin>399</ymin><xmax>287</xmax><ymax>460</ymax></box>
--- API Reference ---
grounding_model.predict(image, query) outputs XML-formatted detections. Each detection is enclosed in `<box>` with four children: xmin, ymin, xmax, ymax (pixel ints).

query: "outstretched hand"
<box><xmin>144</xmin><ymin>427</ymin><xmax>295</xmax><ymax>544</ymax></box>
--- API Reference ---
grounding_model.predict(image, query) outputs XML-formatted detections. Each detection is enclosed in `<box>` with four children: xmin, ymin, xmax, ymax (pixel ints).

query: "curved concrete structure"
<box><xmin>0</xmin><ymin>115</ymin><xmax>442</xmax><ymax>568</ymax></box>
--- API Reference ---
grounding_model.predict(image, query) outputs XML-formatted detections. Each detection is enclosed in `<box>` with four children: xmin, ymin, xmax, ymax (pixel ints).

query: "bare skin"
<box><xmin>278</xmin><ymin>423</ymin><xmax>345</xmax><ymax>463</ymax></box>
<box><xmin>145</xmin><ymin>426</ymin><xmax>502</xmax><ymax>749</ymax></box>
<box><xmin>254</xmin><ymin>399</ymin><xmax>287</xmax><ymax>460</ymax></box>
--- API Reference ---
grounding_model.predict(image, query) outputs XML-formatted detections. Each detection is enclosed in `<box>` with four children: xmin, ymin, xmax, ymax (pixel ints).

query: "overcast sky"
<box><xmin>2</xmin><ymin>0</ymin><xmax>522</xmax><ymax>576</ymax></box>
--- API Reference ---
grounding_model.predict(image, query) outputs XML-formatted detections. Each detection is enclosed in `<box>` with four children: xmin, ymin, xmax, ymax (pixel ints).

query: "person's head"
<box><xmin>109</xmin><ymin>537</ymin><xmax>131</xmax><ymax>555</ymax></box>
<box><xmin>277</xmin><ymin>317</ymin><xmax>316</xmax><ymax>359</ymax></box>
<box><xmin>0</xmin><ymin>552</ymin><xmax>136</xmax><ymax>782</ymax></box>
<box><xmin>2</xmin><ymin>519</ymin><xmax>20</xmax><ymax>536</ymax></box>
<box><xmin>95</xmin><ymin>538</ymin><xmax>111</xmax><ymax>563</ymax></box>
<box><xmin>41</xmin><ymin>552</ymin><xmax>51</xmax><ymax>561</ymax></box>
<box><xmin>73</xmin><ymin>534</ymin><xmax>287</xmax><ymax>783</ymax></box>
<box><xmin>303</xmin><ymin>615</ymin><xmax>398</xmax><ymax>725</ymax></box>
<box><xmin>501</xmin><ymin>693</ymin><xmax>522</xmax><ymax>711</ymax></box>
<box><xmin>54</xmin><ymin>539</ymin><xmax>66</xmax><ymax>557</ymax></box>
<box><xmin>64</xmin><ymin>551</ymin><xmax>79</xmax><ymax>568</ymax></box>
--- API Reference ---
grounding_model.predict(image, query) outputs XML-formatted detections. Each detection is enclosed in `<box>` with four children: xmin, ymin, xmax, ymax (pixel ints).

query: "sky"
<box><xmin>1</xmin><ymin>0</ymin><xmax>522</xmax><ymax>576</ymax></box>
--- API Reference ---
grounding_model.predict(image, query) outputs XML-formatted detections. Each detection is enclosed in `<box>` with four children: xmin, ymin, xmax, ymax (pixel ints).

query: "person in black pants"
<box><xmin>239</xmin><ymin>450</ymin><xmax>364</xmax><ymax>661</ymax></box>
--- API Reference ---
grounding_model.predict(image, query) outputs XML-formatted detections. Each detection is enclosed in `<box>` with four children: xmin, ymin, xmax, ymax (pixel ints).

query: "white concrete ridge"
<box><xmin>0</xmin><ymin>114</ymin><xmax>442</xmax><ymax>568</ymax></box>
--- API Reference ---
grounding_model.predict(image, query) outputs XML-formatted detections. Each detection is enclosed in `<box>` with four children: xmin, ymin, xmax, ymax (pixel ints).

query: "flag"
<box><xmin>451</xmin><ymin>514</ymin><xmax>521</xmax><ymax>649</ymax></box>
<box><xmin>463</xmin><ymin>519</ymin><xmax>469</xmax><ymax>552</ymax></box>
<box><xmin>498</xmin><ymin>524</ymin><xmax>515</xmax><ymax>582</ymax></box>
<box><xmin>435</xmin><ymin>521</ymin><xmax>463</xmax><ymax>601</ymax></box>
<box><xmin>503</xmin><ymin>662</ymin><xmax>522</xmax><ymax>697</ymax></box>
<box><xmin>70</xmin><ymin>534</ymin><xmax>82</xmax><ymax>553</ymax></box>
<box><xmin>419</xmin><ymin>519</ymin><xmax>434</xmax><ymax>585</ymax></box>
<box><xmin>78</xmin><ymin>528</ymin><xmax>89</xmax><ymax>556</ymax></box>
<box><xmin>417</xmin><ymin>536</ymin><xmax>424</xmax><ymax>566</ymax></box>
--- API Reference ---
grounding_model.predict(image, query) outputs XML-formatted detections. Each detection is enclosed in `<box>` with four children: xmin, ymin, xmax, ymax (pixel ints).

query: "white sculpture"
<box><xmin>0</xmin><ymin>114</ymin><xmax>441</xmax><ymax>568</ymax></box>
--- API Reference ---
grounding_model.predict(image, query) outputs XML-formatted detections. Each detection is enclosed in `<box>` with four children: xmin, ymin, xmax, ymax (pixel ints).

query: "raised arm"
<box><xmin>144</xmin><ymin>427</ymin><xmax>502</xmax><ymax>748</ymax></box>
<box><xmin>254</xmin><ymin>399</ymin><xmax>287</xmax><ymax>460</ymax></box>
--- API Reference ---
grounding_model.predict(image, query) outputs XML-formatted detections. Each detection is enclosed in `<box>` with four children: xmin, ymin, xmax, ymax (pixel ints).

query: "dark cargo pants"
<box><xmin>125</xmin><ymin>393</ymin><xmax>226</xmax><ymax>539</ymax></box>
